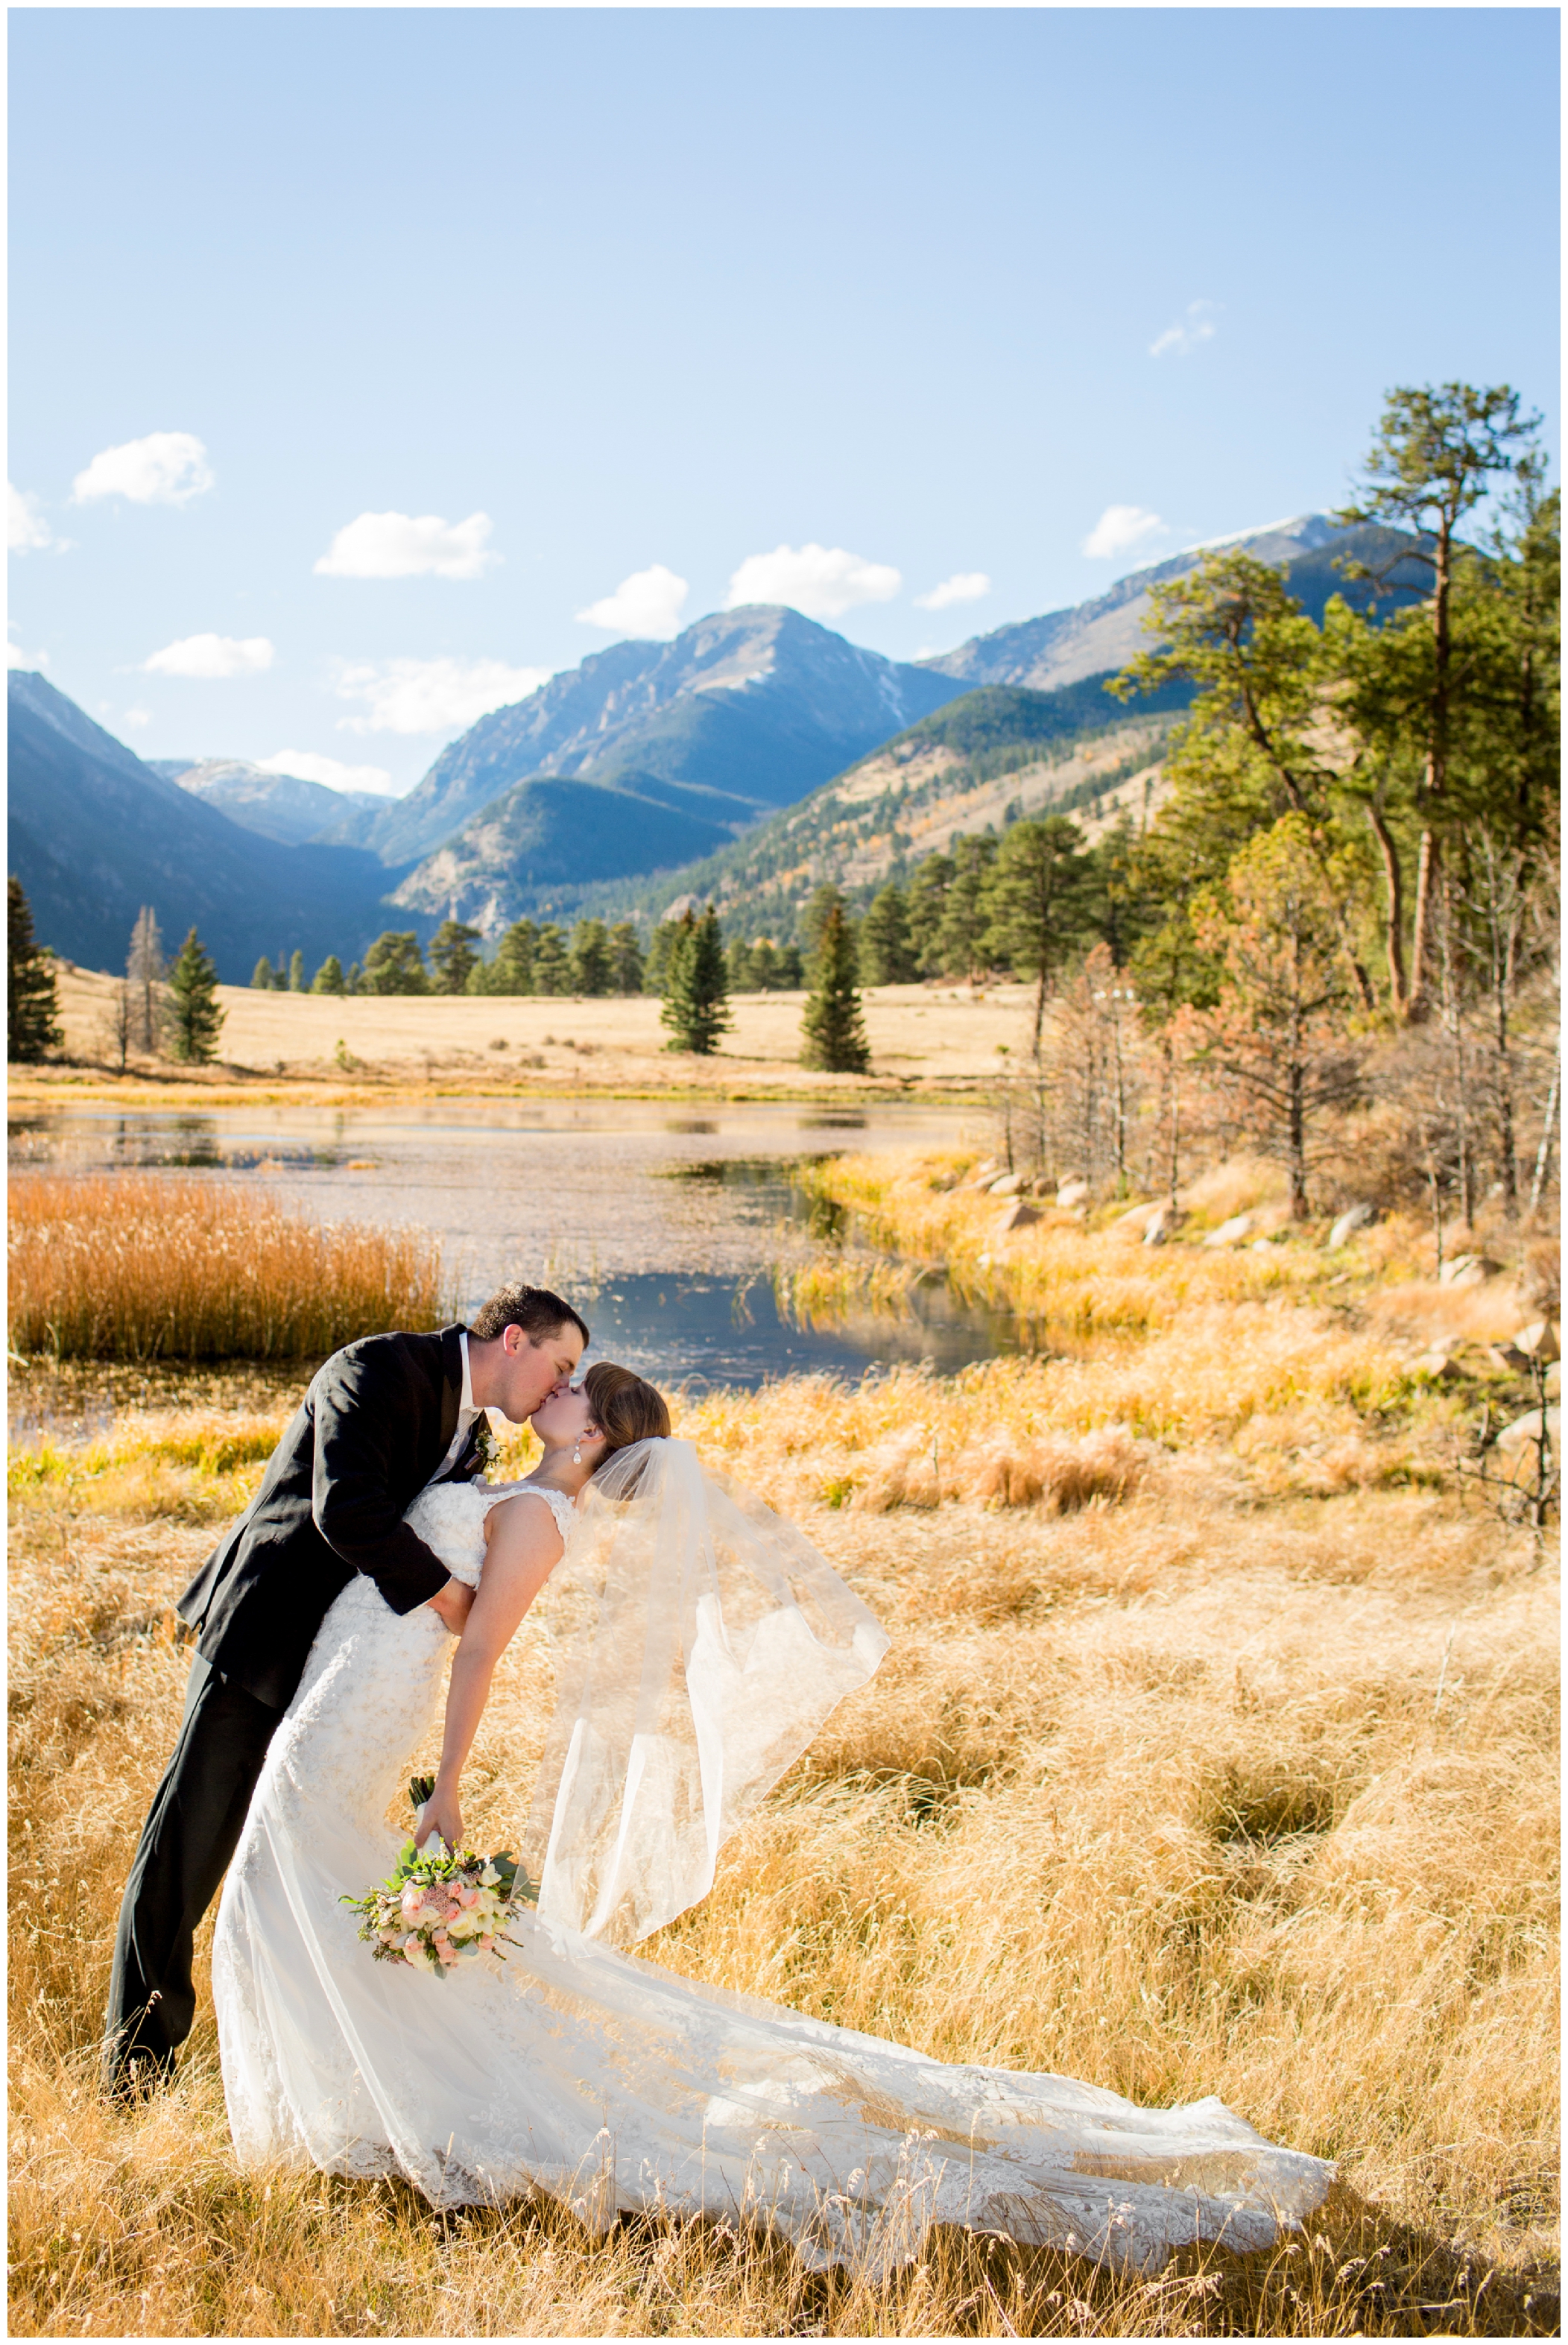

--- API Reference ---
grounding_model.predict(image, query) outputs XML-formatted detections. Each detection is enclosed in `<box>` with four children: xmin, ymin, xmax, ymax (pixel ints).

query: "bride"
<box><xmin>212</xmin><ymin>1360</ymin><xmax>1333</xmax><ymax>2276</ymax></box>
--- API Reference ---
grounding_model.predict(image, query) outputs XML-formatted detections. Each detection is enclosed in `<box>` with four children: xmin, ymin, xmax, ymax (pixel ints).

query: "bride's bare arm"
<box><xmin>414</xmin><ymin>1495</ymin><xmax>566</xmax><ymax>1850</ymax></box>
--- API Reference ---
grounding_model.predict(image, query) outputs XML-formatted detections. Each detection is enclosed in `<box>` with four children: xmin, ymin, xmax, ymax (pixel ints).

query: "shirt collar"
<box><xmin>458</xmin><ymin>1328</ymin><xmax>474</xmax><ymax>1418</ymax></box>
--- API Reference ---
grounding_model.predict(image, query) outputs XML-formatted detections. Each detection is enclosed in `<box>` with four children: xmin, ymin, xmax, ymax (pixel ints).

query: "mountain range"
<box><xmin>149</xmin><ymin>758</ymin><xmax>388</xmax><ymax>848</ymax></box>
<box><xmin>9</xmin><ymin>511</ymin><xmax>1429</xmax><ymax>980</ymax></box>
<box><xmin>7</xmin><ymin>674</ymin><xmax>392</xmax><ymax>981</ymax></box>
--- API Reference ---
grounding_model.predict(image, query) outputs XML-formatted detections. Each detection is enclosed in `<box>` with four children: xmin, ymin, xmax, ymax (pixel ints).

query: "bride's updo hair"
<box><xmin>583</xmin><ymin>1361</ymin><xmax>671</xmax><ymax>1469</ymax></box>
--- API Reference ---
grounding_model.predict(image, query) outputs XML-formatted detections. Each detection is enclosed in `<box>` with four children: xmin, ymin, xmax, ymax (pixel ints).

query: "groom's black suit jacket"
<box><xmin>176</xmin><ymin>1325</ymin><xmax>485</xmax><ymax>1710</ymax></box>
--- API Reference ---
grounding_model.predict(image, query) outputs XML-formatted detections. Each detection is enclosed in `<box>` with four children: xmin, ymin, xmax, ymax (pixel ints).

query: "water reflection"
<box><xmin>9</xmin><ymin>1101</ymin><xmax>1007</xmax><ymax>1393</ymax></box>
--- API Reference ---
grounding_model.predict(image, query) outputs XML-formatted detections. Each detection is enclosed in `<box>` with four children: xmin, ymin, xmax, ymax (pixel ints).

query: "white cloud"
<box><xmin>7</xmin><ymin>630</ymin><xmax>48</xmax><ymax>669</ymax></box>
<box><xmin>143</xmin><ymin>633</ymin><xmax>276</xmax><ymax>678</ymax></box>
<box><xmin>914</xmin><ymin>571</ymin><xmax>991</xmax><ymax>612</ymax></box>
<box><xmin>1149</xmin><ymin>300</ymin><xmax>1220</xmax><ymax>360</ymax></box>
<box><xmin>725</xmin><ymin>542</ymin><xmax>901</xmax><ymax>620</ymax></box>
<box><xmin>314</xmin><ymin>510</ymin><xmax>499</xmax><ymax>581</ymax></box>
<box><xmin>576</xmin><ymin>562</ymin><xmax>689</xmax><ymax>638</ymax></box>
<box><xmin>1081</xmin><ymin>505</ymin><xmax>1168</xmax><ymax>561</ymax></box>
<box><xmin>9</xmin><ymin>483</ymin><xmax>53</xmax><ymax>553</ymax></box>
<box><xmin>334</xmin><ymin>655</ymin><xmax>550</xmax><ymax>736</ymax></box>
<box><xmin>72</xmin><ymin>430</ymin><xmax>214</xmax><ymax>505</ymax></box>
<box><xmin>122</xmin><ymin>706</ymin><xmax>154</xmax><ymax>729</ymax></box>
<box><xmin>256</xmin><ymin>749</ymin><xmax>398</xmax><ymax>796</ymax></box>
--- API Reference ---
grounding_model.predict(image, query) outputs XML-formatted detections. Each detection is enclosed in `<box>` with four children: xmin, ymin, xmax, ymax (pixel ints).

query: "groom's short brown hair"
<box><xmin>470</xmin><ymin>1283</ymin><xmax>589</xmax><ymax>1348</ymax></box>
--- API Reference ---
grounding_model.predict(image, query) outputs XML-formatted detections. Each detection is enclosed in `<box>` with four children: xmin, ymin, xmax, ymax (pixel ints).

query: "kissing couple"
<box><xmin>104</xmin><ymin>1284</ymin><xmax>1332</xmax><ymax>2275</ymax></box>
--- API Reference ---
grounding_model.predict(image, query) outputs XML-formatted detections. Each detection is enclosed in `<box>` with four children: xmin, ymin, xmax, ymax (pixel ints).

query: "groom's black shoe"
<box><xmin>101</xmin><ymin>2013</ymin><xmax>177</xmax><ymax>2106</ymax></box>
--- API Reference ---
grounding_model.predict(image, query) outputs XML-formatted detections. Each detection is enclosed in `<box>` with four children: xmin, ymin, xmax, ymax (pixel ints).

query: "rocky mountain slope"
<box><xmin>521</xmin><ymin>669</ymin><xmax>1193</xmax><ymax>945</ymax></box>
<box><xmin>327</xmin><ymin>605</ymin><xmax>966</xmax><ymax>871</ymax></box>
<box><xmin>923</xmin><ymin>517</ymin><xmax>1428</xmax><ymax>691</ymax></box>
<box><xmin>152</xmin><ymin>758</ymin><xmax>388</xmax><ymax>847</ymax></box>
<box><xmin>7</xmin><ymin>675</ymin><xmax>394</xmax><ymax>982</ymax></box>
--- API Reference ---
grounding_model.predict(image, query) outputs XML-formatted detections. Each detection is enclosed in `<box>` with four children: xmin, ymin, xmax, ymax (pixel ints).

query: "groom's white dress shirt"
<box><xmin>429</xmin><ymin>1330</ymin><xmax>478</xmax><ymax>1485</ymax></box>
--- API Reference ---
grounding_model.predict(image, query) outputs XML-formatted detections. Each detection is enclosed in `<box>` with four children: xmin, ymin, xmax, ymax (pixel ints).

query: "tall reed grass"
<box><xmin>7</xmin><ymin>1175</ymin><xmax>449</xmax><ymax>1361</ymax></box>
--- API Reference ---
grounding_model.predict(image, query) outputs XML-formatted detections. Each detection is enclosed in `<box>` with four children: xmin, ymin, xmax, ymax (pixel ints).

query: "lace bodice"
<box><xmin>403</xmin><ymin>1477</ymin><xmax>579</xmax><ymax>1589</ymax></box>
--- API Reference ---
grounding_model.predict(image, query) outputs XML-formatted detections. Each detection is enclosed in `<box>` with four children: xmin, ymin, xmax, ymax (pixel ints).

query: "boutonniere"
<box><xmin>472</xmin><ymin>1415</ymin><xmax>499</xmax><ymax>1474</ymax></box>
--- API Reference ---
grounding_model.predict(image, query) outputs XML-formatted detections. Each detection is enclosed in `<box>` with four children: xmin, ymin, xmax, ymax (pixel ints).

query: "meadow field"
<box><xmin>22</xmin><ymin>967</ymin><xmax>1028</xmax><ymax>1109</ymax></box>
<box><xmin>7</xmin><ymin>1152</ymin><xmax>1559</xmax><ymax>2337</ymax></box>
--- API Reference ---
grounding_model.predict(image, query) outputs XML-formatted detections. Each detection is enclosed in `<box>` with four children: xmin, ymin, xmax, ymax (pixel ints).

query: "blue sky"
<box><xmin>9</xmin><ymin>6</ymin><xmax>1559</xmax><ymax>793</ymax></box>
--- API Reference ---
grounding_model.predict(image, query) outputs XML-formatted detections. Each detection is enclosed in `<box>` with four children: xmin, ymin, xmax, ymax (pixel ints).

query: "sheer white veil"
<box><xmin>523</xmin><ymin>1436</ymin><xmax>888</xmax><ymax>1948</ymax></box>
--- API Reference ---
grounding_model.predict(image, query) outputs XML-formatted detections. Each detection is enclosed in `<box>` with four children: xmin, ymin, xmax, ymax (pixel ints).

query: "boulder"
<box><xmin>1203</xmin><ymin>1212</ymin><xmax>1256</xmax><ymax>1249</ymax></box>
<box><xmin>1142</xmin><ymin>1206</ymin><xmax>1179</xmax><ymax>1246</ymax></box>
<box><xmin>1328</xmin><ymin>1203</ymin><xmax>1377</xmax><ymax>1249</ymax></box>
<box><xmin>987</xmin><ymin>1172</ymin><xmax>1025</xmax><ymax>1197</ymax></box>
<box><xmin>1413</xmin><ymin>1351</ymin><xmax>1464</xmax><ymax>1383</ymax></box>
<box><xmin>1513</xmin><ymin>1319</ymin><xmax>1561</xmax><ymax>1363</ymax></box>
<box><xmin>996</xmin><ymin>1200</ymin><xmax>1040</xmax><ymax>1234</ymax></box>
<box><xmin>1055</xmin><ymin>1177</ymin><xmax>1090</xmax><ymax>1209</ymax></box>
<box><xmin>1496</xmin><ymin>1405</ymin><xmax>1561</xmax><ymax>1454</ymax></box>
<box><xmin>1438</xmin><ymin>1253</ymin><xmax>1502</xmax><ymax>1290</ymax></box>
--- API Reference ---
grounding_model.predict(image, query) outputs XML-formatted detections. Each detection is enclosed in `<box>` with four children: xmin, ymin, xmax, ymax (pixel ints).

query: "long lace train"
<box><xmin>211</xmin><ymin>1484</ymin><xmax>1333</xmax><ymax>2276</ymax></box>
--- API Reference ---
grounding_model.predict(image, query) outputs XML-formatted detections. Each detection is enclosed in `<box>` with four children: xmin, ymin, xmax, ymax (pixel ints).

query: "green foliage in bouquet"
<box><xmin>340</xmin><ymin>1776</ymin><xmax>538</xmax><ymax>1978</ymax></box>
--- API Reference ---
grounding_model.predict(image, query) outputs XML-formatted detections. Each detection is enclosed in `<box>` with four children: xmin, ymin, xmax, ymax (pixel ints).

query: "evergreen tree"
<box><xmin>569</xmin><ymin>918</ymin><xmax>614</xmax><ymax>996</ymax></box>
<box><xmin>859</xmin><ymin>884</ymin><xmax>919</xmax><ymax>983</ymax></box>
<box><xmin>906</xmin><ymin>852</ymin><xmax>954</xmax><ymax>976</ymax></box>
<box><xmin>7</xmin><ymin>877</ymin><xmax>62</xmax><ymax>1062</ymax></box>
<box><xmin>429</xmin><ymin>918</ymin><xmax>482</xmax><ymax>994</ymax></box>
<box><xmin>984</xmin><ymin>815</ymin><xmax>1094</xmax><ymax>1057</ymax></box>
<box><xmin>311</xmin><ymin>956</ymin><xmax>346</xmax><ymax>995</ymax></box>
<box><xmin>935</xmin><ymin>834</ymin><xmax>999</xmax><ymax>979</ymax></box>
<box><xmin>127</xmin><ymin>907</ymin><xmax>168</xmax><ymax>1053</ymax></box>
<box><xmin>532</xmin><ymin>924</ymin><xmax>572</xmax><ymax>994</ymax></box>
<box><xmin>1337</xmin><ymin>382</ymin><xmax>1541</xmax><ymax>1012</ymax></box>
<box><xmin>800</xmin><ymin>899</ymin><xmax>870</xmax><ymax>1074</ymax></box>
<box><xmin>608</xmin><ymin>921</ymin><xmax>645</xmax><ymax>994</ymax></box>
<box><xmin>726</xmin><ymin>937</ymin><xmax>757</xmax><ymax>992</ymax></box>
<box><xmin>166</xmin><ymin>927</ymin><xmax>226</xmax><ymax>1064</ymax></box>
<box><xmin>474</xmin><ymin>919</ymin><xmax>537</xmax><ymax>994</ymax></box>
<box><xmin>250</xmin><ymin>956</ymin><xmax>275</xmax><ymax>990</ymax></box>
<box><xmin>288</xmin><ymin>949</ymin><xmax>306</xmax><ymax>993</ymax></box>
<box><xmin>430</xmin><ymin>918</ymin><xmax>481</xmax><ymax>994</ymax></box>
<box><xmin>360</xmin><ymin>932</ymin><xmax>430</xmax><ymax>994</ymax></box>
<box><xmin>645</xmin><ymin>914</ymin><xmax>686</xmax><ymax>996</ymax></box>
<box><xmin>660</xmin><ymin>904</ymin><xmax>732</xmax><ymax>1055</ymax></box>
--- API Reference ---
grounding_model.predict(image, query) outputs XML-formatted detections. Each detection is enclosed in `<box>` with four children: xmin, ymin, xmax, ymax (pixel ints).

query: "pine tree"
<box><xmin>429</xmin><ymin>919</ymin><xmax>482</xmax><ymax>994</ymax></box>
<box><xmin>935</xmin><ymin>833</ymin><xmax>999</xmax><ymax>979</ymax></box>
<box><xmin>660</xmin><ymin>905</ymin><xmax>732</xmax><ymax>1054</ymax></box>
<box><xmin>646</xmin><ymin>915</ymin><xmax>684</xmax><ymax>996</ymax></box>
<box><xmin>311</xmin><ymin>956</ymin><xmax>346</xmax><ymax>995</ymax></box>
<box><xmin>800</xmin><ymin>900</ymin><xmax>870</xmax><ymax>1073</ymax></box>
<box><xmin>288</xmin><ymin>949</ymin><xmax>306</xmax><ymax>993</ymax></box>
<box><xmin>608</xmin><ymin>921</ymin><xmax>645</xmax><ymax>995</ymax></box>
<box><xmin>860</xmin><ymin>884</ymin><xmax>919</xmax><ymax>983</ymax></box>
<box><xmin>984</xmin><ymin>814</ymin><xmax>1093</xmax><ymax>1057</ymax></box>
<box><xmin>7</xmin><ymin>877</ymin><xmax>62</xmax><ymax>1062</ymax></box>
<box><xmin>251</xmin><ymin>956</ymin><xmax>275</xmax><ymax>989</ymax></box>
<box><xmin>361</xmin><ymin>932</ymin><xmax>430</xmax><ymax>994</ymax></box>
<box><xmin>166</xmin><ymin>927</ymin><xmax>226</xmax><ymax>1064</ymax></box>
<box><xmin>569</xmin><ymin>919</ymin><xmax>614</xmax><ymax>996</ymax></box>
<box><xmin>532</xmin><ymin>924</ymin><xmax>572</xmax><ymax>994</ymax></box>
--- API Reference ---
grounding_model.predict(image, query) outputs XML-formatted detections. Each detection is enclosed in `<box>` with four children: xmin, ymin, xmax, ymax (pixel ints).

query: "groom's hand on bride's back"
<box><xmin>426</xmin><ymin>1577</ymin><xmax>475</xmax><ymax>1635</ymax></box>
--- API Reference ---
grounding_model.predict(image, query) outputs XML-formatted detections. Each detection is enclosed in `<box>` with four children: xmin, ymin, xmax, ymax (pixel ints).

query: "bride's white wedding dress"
<box><xmin>212</xmin><ymin>1450</ymin><xmax>1333</xmax><ymax>2276</ymax></box>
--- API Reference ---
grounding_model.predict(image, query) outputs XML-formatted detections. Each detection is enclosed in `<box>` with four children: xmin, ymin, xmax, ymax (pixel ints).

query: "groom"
<box><xmin>102</xmin><ymin>1281</ymin><xmax>589</xmax><ymax>2099</ymax></box>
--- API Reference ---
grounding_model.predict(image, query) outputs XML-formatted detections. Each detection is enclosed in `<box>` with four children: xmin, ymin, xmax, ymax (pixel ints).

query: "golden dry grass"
<box><xmin>25</xmin><ymin>965</ymin><xmax>1037</xmax><ymax>1106</ymax></box>
<box><xmin>9</xmin><ymin>1296</ymin><xmax>1560</xmax><ymax>2334</ymax></box>
<box><xmin>8</xmin><ymin>1174</ymin><xmax>448</xmax><ymax>1361</ymax></box>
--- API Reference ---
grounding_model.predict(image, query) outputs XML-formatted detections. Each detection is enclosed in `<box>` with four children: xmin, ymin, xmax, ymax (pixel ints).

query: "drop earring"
<box><xmin>572</xmin><ymin>1438</ymin><xmax>582</xmax><ymax>1464</ymax></box>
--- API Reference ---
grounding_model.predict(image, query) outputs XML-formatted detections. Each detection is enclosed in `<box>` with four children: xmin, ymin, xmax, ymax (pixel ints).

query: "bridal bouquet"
<box><xmin>341</xmin><ymin>1777</ymin><xmax>537</xmax><ymax>1978</ymax></box>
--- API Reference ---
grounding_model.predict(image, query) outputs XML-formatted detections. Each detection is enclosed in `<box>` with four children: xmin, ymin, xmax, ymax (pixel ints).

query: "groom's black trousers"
<box><xmin>102</xmin><ymin>1655</ymin><xmax>282</xmax><ymax>2092</ymax></box>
